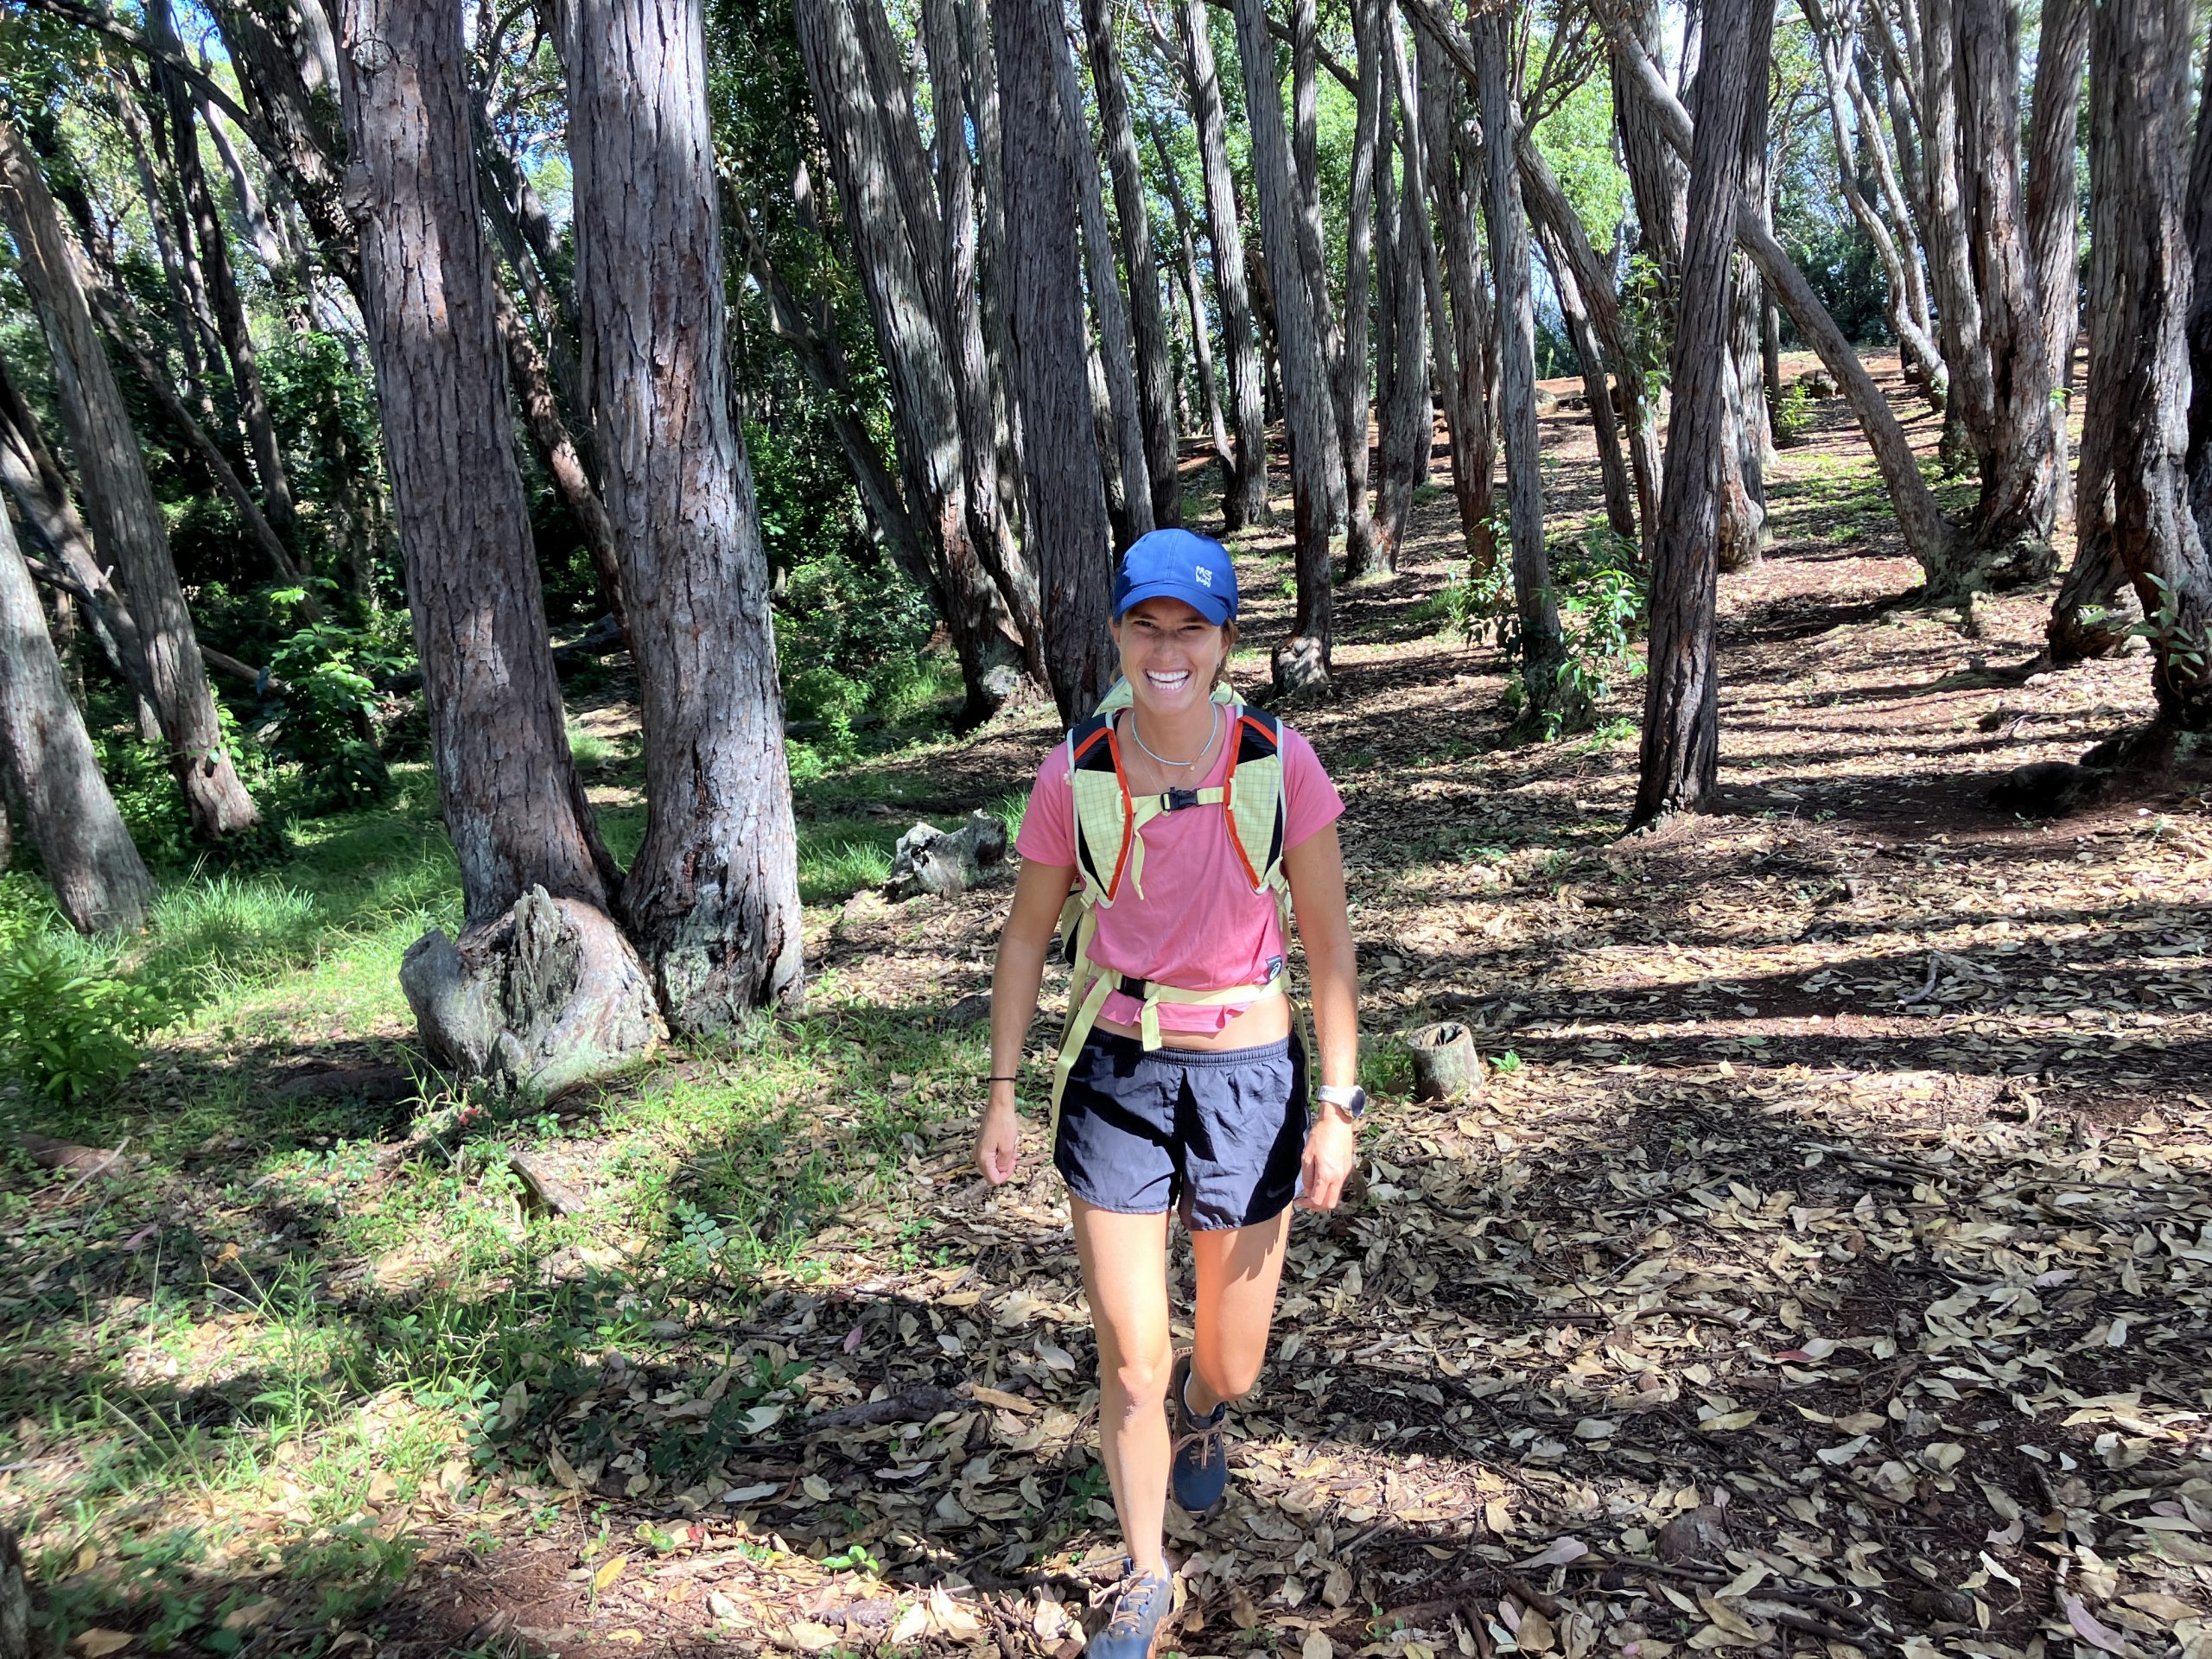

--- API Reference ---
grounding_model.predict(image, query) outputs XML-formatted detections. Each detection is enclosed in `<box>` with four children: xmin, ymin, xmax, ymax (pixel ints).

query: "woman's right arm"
<box><xmin>976</xmin><ymin>856</ymin><xmax>1077</xmax><ymax>1185</ymax></box>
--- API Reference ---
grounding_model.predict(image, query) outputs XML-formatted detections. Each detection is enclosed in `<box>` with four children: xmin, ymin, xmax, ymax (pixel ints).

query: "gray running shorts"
<box><xmin>1053</xmin><ymin>1030</ymin><xmax>1308</xmax><ymax>1231</ymax></box>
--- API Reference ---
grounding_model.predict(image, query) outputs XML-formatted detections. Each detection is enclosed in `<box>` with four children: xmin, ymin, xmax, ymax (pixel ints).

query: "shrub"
<box><xmin>259</xmin><ymin>613</ymin><xmax>413</xmax><ymax>810</ymax></box>
<box><xmin>0</xmin><ymin>938</ymin><xmax>185</xmax><ymax>1102</ymax></box>
<box><xmin>1429</xmin><ymin>526</ymin><xmax>1648</xmax><ymax>741</ymax></box>
<box><xmin>1772</xmin><ymin>380</ymin><xmax>1815</xmax><ymax>448</ymax></box>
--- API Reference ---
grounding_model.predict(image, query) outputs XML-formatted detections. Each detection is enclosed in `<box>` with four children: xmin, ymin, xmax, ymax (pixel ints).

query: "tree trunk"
<box><xmin>1718</xmin><ymin>83</ymin><xmax>1772</xmax><ymax>576</ymax></box>
<box><xmin>1414</xmin><ymin>27</ymin><xmax>1495</xmax><ymax>568</ymax></box>
<box><xmin>1153</xmin><ymin>124</ymin><xmax>1235</xmax><ymax>498</ymax></box>
<box><xmin>2081</xmin><ymin>0</ymin><xmax>2209</xmax><ymax>729</ymax></box>
<box><xmin>954</xmin><ymin>0</ymin><xmax>1028</xmax><ymax>553</ymax></box>
<box><xmin>1614</xmin><ymin>0</ymin><xmax>1687</xmax><ymax>280</ymax></box>
<box><xmin>2024</xmin><ymin>0</ymin><xmax>2087</xmax><ymax>523</ymax></box>
<box><xmin>1082</xmin><ymin>0</ymin><xmax>1181</xmax><ymax>528</ymax></box>
<box><xmin>920</xmin><ymin>0</ymin><xmax>1043</xmax><ymax>655</ymax></box>
<box><xmin>1371</xmin><ymin>21</ymin><xmax>1431</xmax><ymax>568</ymax></box>
<box><xmin>728</xmin><ymin>181</ymin><xmax>939</xmax><ymax>596</ymax></box>
<box><xmin>1287</xmin><ymin>0</ymin><xmax>1349</xmax><ymax>534</ymax></box>
<box><xmin>795</xmin><ymin>0</ymin><xmax>1033</xmax><ymax>725</ymax></box>
<box><xmin>0</xmin><ymin>118</ymin><xmax>260</xmax><ymax>841</ymax></box>
<box><xmin>1176</xmin><ymin>0</ymin><xmax>1270</xmax><ymax>531</ymax></box>
<box><xmin>0</xmin><ymin>349</ymin><xmax>156</xmax><ymax>711</ymax></box>
<box><xmin>995</xmin><ymin>0</ymin><xmax>1117</xmax><ymax>721</ymax></box>
<box><xmin>2187</xmin><ymin>29</ymin><xmax>2211</xmax><ymax>546</ymax></box>
<box><xmin>1472</xmin><ymin>12</ymin><xmax>1566</xmax><ymax>721</ymax></box>
<box><xmin>1053</xmin><ymin>36</ymin><xmax>1154</xmax><ymax>550</ymax></box>
<box><xmin>1228</xmin><ymin>0</ymin><xmax>1338</xmax><ymax>690</ymax></box>
<box><xmin>112</xmin><ymin>84</ymin><xmax>215</xmax><ymax>427</ymax></box>
<box><xmin>1337</xmin><ymin>0</ymin><xmax>1385</xmax><ymax>577</ymax></box>
<box><xmin>1843</xmin><ymin>34</ymin><xmax>1941</xmax><ymax>391</ymax></box>
<box><xmin>0</xmin><ymin>502</ymin><xmax>156</xmax><ymax>935</ymax></box>
<box><xmin>335</xmin><ymin>0</ymin><xmax>616</xmax><ymax>924</ymax></box>
<box><xmin>26</xmin><ymin>139</ymin><xmax>308</xmax><ymax>597</ymax></box>
<box><xmin>1803</xmin><ymin>0</ymin><xmax>1947</xmax><ymax>385</ymax></box>
<box><xmin>150</xmin><ymin>0</ymin><xmax>299</xmax><ymax>550</ymax></box>
<box><xmin>1543</xmin><ymin>226</ymin><xmax>1637</xmax><ymax>543</ymax></box>
<box><xmin>490</xmin><ymin>278</ymin><xmax>630</xmax><ymax>645</ymax></box>
<box><xmin>1601</xmin><ymin>29</ymin><xmax>1966</xmax><ymax>588</ymax></box>
<box><xmin>1951</xmin><ymin>0</ymin><xmax>2060</xmax><ymax>582</ymax></box>
<box><xmin>569</xmin><ymin>0</ymin><xmax>806</xmax><ymax>1025</ymax></box>
<box><xmin>1632</xmin><ymin>0</ymin><xmax>1770</xmax><ymax>828</ymax></box>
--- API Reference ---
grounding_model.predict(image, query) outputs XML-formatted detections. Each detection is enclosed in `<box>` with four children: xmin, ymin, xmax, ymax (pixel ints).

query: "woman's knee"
<box><xmin>1193</xmin><ymin>1343</ymin><xmax>1265</xmax><ymax>1402</ymax></box>
<box><xmin>1105</xmin><ymin>1344</ymin><xmax>1173</xmax><ymax>1412</ymax></box>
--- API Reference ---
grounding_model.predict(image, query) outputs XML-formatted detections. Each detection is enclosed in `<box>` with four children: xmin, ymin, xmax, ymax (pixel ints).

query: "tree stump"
<box><xmin>399</xmin><ymin>885</ymin><xmax>665</xmax><ymax>1098</ymax></box>
<box><xmin>1406</xmin><ymin>1021</ymin><xmax>1484</xmax><ymax>1101</ymax></box>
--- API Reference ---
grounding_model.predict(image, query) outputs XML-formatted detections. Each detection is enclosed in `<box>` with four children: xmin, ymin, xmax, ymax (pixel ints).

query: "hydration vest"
<box><xmin>1049</xmin><ymin>679</ymin><xmax>1297</xmax><ymax>1119</ymax></box>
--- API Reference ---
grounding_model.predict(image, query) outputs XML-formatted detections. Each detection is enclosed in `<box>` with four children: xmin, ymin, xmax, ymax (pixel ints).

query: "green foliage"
<box><xmin>1529</xmin><ymin>65</ymin><xmax>1627</xmax><ymax>251</ymax></box>
<box><xmin>1620</xmin><ymin>252</ymin><xmax>1672</xmax><ymax>395</ymax></box>
<box><xmin>1426</xmin><ymin>527</ymin><xmax>1649</xmax><ymax>741</ymax></box>
<box><xmin>1775</xmin><ymin>216</ymin><xmax>1891</xmax><ymax>346</ymax></box>
<box><xmin>260</xmin><ymin>613</ymin><xmax>412</xmax><ymax>810</ymax></box>
<box><xmin>0</xmin><ymin>934</ymin><xmax>185</xmax><ymax>1102</ymax></box>
<box><xmin>1771</xmin><ymin>379</ymin><xmax>1816</xmax><ymax>448</ymax></box>
<box><xmin>260</xmin><ymin>331</ymin><xmax>396</xmax><ymax>603</ymax></box>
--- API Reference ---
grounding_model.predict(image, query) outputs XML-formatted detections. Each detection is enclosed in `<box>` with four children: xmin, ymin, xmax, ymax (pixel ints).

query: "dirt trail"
<box><xmin>370</xmin><ymin>357</ymin><xmax>2211</xmax><ymax>1657</ymax></box>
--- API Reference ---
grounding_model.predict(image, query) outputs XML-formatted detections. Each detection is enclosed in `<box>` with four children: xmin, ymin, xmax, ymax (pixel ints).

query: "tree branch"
<box><xmin>10</xmin><ymin>0</ymin><xmax>261</xmax><ymax>137</ymax></box>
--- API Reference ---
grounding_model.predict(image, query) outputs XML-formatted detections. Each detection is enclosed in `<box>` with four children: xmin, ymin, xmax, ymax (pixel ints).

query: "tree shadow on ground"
<box><xmin>328</xmin><ymin>1077</ymin><xmax>2212</xmax><ymax>1656</ymax></box>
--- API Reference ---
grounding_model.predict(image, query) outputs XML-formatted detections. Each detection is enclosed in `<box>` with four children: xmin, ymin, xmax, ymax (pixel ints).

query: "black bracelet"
<box><xmin>985</xmin><ymin>1075</ymin><xmax>1019</xmax><ymax>1084</ymax></box>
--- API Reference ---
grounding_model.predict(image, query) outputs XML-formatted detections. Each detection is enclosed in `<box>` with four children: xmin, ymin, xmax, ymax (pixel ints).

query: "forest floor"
<box><xmin>3</xmin><ymin>353</ymin><xmax>2210</xmax><ymax>1659</ymax></box>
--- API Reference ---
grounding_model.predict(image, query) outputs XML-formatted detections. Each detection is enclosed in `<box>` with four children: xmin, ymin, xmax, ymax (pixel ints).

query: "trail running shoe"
<box><xmin>1090</xmin><ymin>1562</ymin><xmax>1174</xmax><ymax>1658</ymax></box>
<box><xmin>1167</xmin><ymin>1350</ymin><xmax>1230</xmax><ymax>1514</ymax></box>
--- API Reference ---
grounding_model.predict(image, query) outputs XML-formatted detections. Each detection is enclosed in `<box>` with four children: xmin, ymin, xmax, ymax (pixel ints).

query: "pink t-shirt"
<box><xmin>1014</xmin><ymin>713</ymin><xmax>1344</xmax><ymax>1035</ymax></box>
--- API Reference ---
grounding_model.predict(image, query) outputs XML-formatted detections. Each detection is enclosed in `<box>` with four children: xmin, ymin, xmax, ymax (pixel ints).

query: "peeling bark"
<box><xmin>1228</xmin><ymin>0</ymin><xmax>1338</xmax><ymax>688</ymax></box>
<box><xmin>995</xmin><ymin>0</ymin><xmax>1116</xmax><ymax>720</ymax></box>
<box><xmin>2080</xmin><ymin>0</ymin><xmax>2209</xmax><ymax>729</ymax></box>
<box><xmin>336</xmin><ymin>0</ymin><xmax>613</xmax><ymax>926</ymax></box>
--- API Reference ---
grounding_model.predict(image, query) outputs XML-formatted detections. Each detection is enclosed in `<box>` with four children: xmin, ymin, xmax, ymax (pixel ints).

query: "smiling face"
<box><xmin>1113</xmin><ymin>596</ymin><xmax>1230</xmax><ymax>718</ymax></box>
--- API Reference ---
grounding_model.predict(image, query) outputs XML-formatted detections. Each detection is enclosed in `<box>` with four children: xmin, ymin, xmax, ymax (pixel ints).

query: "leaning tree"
<box><xmin>0</xmin><ymin>115</ymin><xmax>261</xmax><ymax>842</ymax></box>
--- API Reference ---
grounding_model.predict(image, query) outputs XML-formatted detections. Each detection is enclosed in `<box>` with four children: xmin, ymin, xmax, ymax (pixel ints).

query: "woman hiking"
<box><xmin>974</xmin><ymin>528</ymin><xmax>1363</xmax><ymax>1656</ymax></box>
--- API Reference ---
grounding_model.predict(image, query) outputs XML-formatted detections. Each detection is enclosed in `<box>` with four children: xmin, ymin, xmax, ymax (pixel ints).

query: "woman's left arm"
<box><xmin>1284</xmin><ymin>822</ymin><xmax>1359</xmax><ymax>1209</ymax></box>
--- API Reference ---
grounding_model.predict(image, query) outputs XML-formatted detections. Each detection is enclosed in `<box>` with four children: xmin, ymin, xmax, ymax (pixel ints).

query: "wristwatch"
<box><xmin>1314</xmin><ymin>1084</ymin><xmax>1368</xmax><ymax>1122</ymax></box>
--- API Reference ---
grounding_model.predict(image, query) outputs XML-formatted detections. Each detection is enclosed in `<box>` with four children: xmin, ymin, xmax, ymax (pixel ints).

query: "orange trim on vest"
<box><xmin>1102</xmin><ymin>725</ymin><xmax>1135</xmax><ymax>899</ymax></box>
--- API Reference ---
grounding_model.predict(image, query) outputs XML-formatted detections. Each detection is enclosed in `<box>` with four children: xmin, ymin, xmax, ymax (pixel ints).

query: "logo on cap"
<box><xmin>1194</xmin><ymin>567</ymin><xmax>1213</xmax><ymax>588</ymax></box>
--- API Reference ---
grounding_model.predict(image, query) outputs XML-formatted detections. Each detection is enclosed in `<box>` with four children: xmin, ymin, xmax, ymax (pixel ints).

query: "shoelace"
<box><xmin>1170</xmin><ymin>1420</ymin><xmax>1223</xmax><ymax>1470</ymax></box>
<box><xmin>1107</xmin><ymin>1572</ymin><xmax>1166</xmax><ymax>1636</ymax></box>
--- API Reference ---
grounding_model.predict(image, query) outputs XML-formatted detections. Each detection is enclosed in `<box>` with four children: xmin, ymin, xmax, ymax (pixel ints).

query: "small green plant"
<box><xmin>0</xmin><ymin>937</ymin><xmax>186</xmax><ymax>1100</ymax></box>
<box><xmin>2133</xmin><ymin>573</ymin><xmax>2212</xmax><ymax>677</ymax></box>
<box><xmin>261</xmin><ymin>612</ymin><xmax>411</xmax><ymax>809</ymax></box>
<box><xmin>1772</xmin><ymin>380</ymin><xmax>1815</xmax><ymax>448</ymax></box>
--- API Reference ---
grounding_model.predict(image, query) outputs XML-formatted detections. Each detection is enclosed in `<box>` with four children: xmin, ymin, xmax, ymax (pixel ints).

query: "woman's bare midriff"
<box><xmin>1096</xmin><ymin>987</ymin><xmax>1292</xmax><ymax>1050</ymax></box>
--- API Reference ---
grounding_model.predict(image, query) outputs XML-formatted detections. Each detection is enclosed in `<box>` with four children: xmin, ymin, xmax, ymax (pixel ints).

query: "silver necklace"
<box><xmin>1127</xmin><ymin>702</ymin><xmax>1220</xmax><ymax>772</ymax></box>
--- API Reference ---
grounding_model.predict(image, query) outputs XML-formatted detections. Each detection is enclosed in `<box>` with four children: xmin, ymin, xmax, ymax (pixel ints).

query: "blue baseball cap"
<box><xmin>1112</xmin><ymin>528</ymin><xmax>1238</xmax><ymax>625</ymax></box>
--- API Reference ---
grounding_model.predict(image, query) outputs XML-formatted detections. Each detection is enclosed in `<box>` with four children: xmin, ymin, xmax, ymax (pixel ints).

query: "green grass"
<box><xmin>0</xmin><ymin>658</ymin><xmax>1027</xmax><ymax>1649</ymax></box>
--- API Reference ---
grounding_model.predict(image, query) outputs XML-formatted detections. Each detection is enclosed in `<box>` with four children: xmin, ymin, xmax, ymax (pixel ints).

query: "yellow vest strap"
<box><xmin>1120</xmin><ymin>786</ymin><xmax>1227</xmax><ymax>899</ymax></box>
<box><xmin>1049</xmin><ymin>961</ymin><xmax>1289</xmax><ymax>1125</ymax></box>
